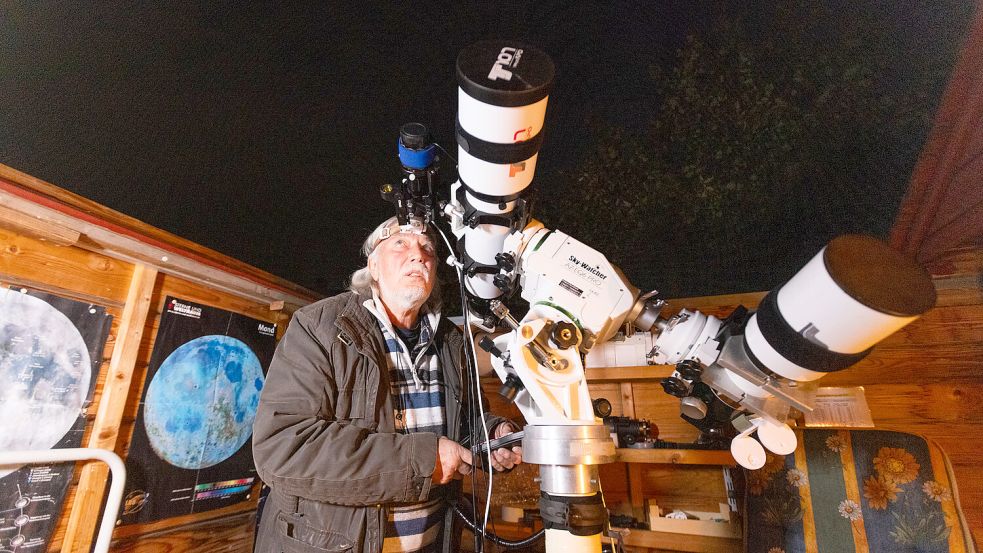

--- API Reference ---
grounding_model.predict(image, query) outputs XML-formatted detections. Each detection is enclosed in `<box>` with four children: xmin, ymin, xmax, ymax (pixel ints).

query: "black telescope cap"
<box><xmin>823</xmin><ymin>234</ymin><xmax>937</xmax><ymax>317</ymax></box>
<box><xmin>457</xmin><ymin>40</ymin><xmax>555</xmax><ymax>107</ymax></box>
<box><xmin>399</xmin><ymin>122</ymin><xmax>431</xmax><ymax>149</ymax></box>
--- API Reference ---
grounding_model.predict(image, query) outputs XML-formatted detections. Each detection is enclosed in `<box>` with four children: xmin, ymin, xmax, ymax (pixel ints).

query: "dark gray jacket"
<box><xmin>252</xmin><ymin>291</ymin><xmax>503</xmax><ymax>553</ymax></box>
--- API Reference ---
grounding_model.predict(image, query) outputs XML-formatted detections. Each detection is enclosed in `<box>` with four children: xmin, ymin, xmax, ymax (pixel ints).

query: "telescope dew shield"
<box><xmin>456</xmin><ymin>41</ymin><xmax>554</xmax><ymax>196</ymax></box>
<box><xmin>455</xmin><ymin>41</ymin><xmax>555</xmax><ymax>299</ymax></box>
<box><xmin>744</xmin><ymin>235</ymin><xmax>937</xmax><ymax>382</ymax></box>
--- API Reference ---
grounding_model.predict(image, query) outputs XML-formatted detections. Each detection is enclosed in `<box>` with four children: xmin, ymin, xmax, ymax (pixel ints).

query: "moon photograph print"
<box><xmin>0</xmin><ymin>288</ymin><xmax>111</xmax><ymax>553</ymax></box>
<box><xmin>0</xmin><ymin>291</ymin><xmax>91</xmax><ymax>477</ymax></box>
<box><xmin>142</xmin><ymin>335</ymin><xmax>264</xmax><ymax>469</ymax></box>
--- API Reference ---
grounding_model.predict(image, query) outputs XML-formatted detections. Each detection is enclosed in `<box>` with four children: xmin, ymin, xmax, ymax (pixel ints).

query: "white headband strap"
<box><xmin>379</xmin><ymin>218</ymin><xmax>427</xmax><ymax>241</ymax></box>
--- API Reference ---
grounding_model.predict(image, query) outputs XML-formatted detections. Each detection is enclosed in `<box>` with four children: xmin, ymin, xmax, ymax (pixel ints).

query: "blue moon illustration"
<box><xmin>143</xmin><ymin>335</ymin><xmax>264</xmax><ymax>470</ymax></box>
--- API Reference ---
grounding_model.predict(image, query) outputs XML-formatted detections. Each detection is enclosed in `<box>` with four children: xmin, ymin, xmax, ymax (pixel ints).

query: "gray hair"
<box><xmin>348</xmin><ymin>216</ymin><xmax>442</xmax><ymax>313</ymax></box>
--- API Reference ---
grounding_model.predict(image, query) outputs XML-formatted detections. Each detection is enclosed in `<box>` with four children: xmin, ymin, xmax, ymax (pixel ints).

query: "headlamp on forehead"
<box><xmin>378</xmin><ymin>217</ymin><xmax>428</xmax><ymax>242</ymax></box>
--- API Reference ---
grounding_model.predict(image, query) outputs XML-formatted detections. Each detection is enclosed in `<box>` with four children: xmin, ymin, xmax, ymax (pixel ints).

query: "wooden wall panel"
<box><xmin>630</xmin><ymin>382</ymin><xmax>700</xmax><ymax>443</ymax></box>
<box><xmin>149</xmin><ymin>273</ymin><xmax>290</xmax><ymax>323</ymax></box>
<box><xmin>110</xmin><ymin>512</ymin><xmax>255</xmax><ymax>553</ymax></box>
<box><xmin>588</xmin><ymin>383</ymin><xmax>627</xmax><ymax>416</ymax></box>
<box><xmin>0</xmin><ymin>229</ymin><xmax>131</xmax><ymax>552</ymax></box>
<box><xmin>0</xmin><ymin>168</ymin><xmax>319</xmax><ymax>553</ymax></box>
<box><xmin>0</xmin><ymin>225</ymin><xmax>303</xmax><ymax>552</ymax></box>
<box><xmin>0</xmin><ymin>228</ymin><xmax>133</xmax><ymax>306</ymax></box>
<box><xmin>641</xmin><ymin>466</ymin><xmax>728</xmax><ymax>513</ymax></box>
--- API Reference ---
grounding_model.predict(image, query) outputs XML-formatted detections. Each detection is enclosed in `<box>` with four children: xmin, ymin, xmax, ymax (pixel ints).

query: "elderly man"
<box><xmin>253</xmin><ymin>216</ymin><xmax>521</xmax><ymax>553</ymax></box>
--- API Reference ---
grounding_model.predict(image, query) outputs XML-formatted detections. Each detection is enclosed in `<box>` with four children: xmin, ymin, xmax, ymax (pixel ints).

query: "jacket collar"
<box><xmin>333</xmin><ymin>292</ymin><xmax>384</xmax><ymax>356</ymax></box>
<box><xmin>363</xmin><ymin>290</ymin><xmax>441</xmax><ymax>348</ymax></box>
<box><xmin>334</xmin><ymin>291</ymin><xmax>454</xmax><ymax>357</ymax></box>
<box><xmin>334</xmin><ymin>289</ymin><xmax>463</xmax><ymax>362</ymax></box>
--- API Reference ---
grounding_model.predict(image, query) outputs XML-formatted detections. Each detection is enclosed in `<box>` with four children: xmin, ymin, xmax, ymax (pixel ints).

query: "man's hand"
<box><xmin>433</xmin><ymin>437</ymin><xmax>474</xmax><ymax>484</ymax></box>
<box><xmin>488</xmin><ymin>422</ymin><xmax>523</xmax><ymax>472</ymax></box>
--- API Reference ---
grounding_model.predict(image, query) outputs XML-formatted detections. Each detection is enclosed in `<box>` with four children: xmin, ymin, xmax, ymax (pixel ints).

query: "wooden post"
<box><xmin>62</xmin><ymin>264</ymin><xmax>158</xmax><ymax>553</ymax></box>
<box><xmin>620</xmin><ymin>382</ymin><xmax>636</xmax><ymax>418</ymax></box>
<box><xmin>620</xmin><ymin>382</ymin><xmax>648</xmax><ymax>519</ymax></box>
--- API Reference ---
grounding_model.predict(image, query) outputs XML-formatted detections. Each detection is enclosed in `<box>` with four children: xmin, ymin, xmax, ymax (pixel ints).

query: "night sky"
<box><xmin>0</xmin><ymin>2</ymin><xmax>974</xmax><ymax>300</ymax></box>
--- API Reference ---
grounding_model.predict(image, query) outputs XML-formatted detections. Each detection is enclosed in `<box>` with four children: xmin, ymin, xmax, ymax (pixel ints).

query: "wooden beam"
<box><xmin>0</xmin><ymin>273</ymin><xmax>126</xmax><ymax>309</ymax></box>
<box><xmin>587</xmin><ymin>365</ymin><xmax>674</xmax><ymax>382</ymax></box>
<box><xmin>0</xmin><ymin>164</ymin><xmax>319</xmax><ymax>307</ymax></box>
<box><xmin>615</xmin><ymin>448</ymin><xmax>735</xmax><ymax>466</ymax></box>
<box><xmin>617</xmin><ymin>380</ymin><xmax>647</xmax><ymax>520</ymax></box>
<box><xmin>626</xmin><ymin>463</ymin><xmax>647</xmax><ymax>521</ymax></box>
<box><xmin>110</xmin><ymin>511</ymin><xmax>256</xmax><ymax>553</ymax></box>
<box><xmin>62</xmin><ymin>264</ymin><xmax>158</xmax><ymax>553</ymax></box>
<box><xmin>0</xmin><ymin>203</ymin><xmax>80</xmax><ymax>246</ymax></box>
<box><xmin>615</xmin><ymin>527</ymin><xmax>742</xmax><ymax>553</ymax></box>
<box><xmin>621</xmin><ymin>382</ymin><xmax>637</xmax><ymax>418</ymax></box>
<box><xmin>110</xmin><ymin>497</ymin><xmax>259</xmax><ymax>540</ymax></box>
<box><xmin>1</xmin><ymin>227</ymin><xmax>134</xmax><ymax>304</ymax></box>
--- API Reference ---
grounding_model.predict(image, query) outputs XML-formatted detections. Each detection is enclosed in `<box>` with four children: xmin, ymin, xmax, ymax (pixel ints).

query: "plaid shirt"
<box><xmin>365</xmin><ymin>297</ymin><xmax>447</xmax><ymax>553</ymax></box>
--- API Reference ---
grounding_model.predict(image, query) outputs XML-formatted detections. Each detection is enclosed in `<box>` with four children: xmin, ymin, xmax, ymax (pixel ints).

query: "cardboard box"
<box><xmin>647</xmin><ymin>502</ymin><xmax>741</xmax><ymax>539</ymax></box>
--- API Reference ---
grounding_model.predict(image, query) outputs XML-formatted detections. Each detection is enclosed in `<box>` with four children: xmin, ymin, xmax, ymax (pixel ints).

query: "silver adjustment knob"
<box><xmin>680</xmin><ymin>396</ymin><xmax>708</xmax><ymax>420</ymax></box>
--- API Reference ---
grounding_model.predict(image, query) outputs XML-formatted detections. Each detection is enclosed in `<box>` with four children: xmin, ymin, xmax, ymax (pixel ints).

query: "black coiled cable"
<box><xmin>453</xmin><ymin>502</ymin><xmax>545</xmax><ymax>550</ymax></box>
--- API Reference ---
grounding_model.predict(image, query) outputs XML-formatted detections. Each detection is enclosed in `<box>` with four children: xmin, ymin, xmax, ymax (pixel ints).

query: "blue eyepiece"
<box><xmin>398</xmin><ymin>139</ymin><xmax>437</xmax><ymax>170</ymax></box>
<box><xmin>398</xmin><ymin>122</ymin><xmax>437</xmax><ymax>169</ymax></box>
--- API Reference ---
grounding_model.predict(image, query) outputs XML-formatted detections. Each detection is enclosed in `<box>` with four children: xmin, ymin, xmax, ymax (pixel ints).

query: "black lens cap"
<box><xmin>399</xmin><ymin>122</ymin><xmax>431</xmax><ymax>149</ymax></box>
<box><xmin>456</xmin><ymin>40</ymin><xmax>555</xmax><ymax>108</ymax></box>
<box><xmin>823</xmin><ymin>235</ymin><xmax>936</xmax><ymax>316</ymax></box>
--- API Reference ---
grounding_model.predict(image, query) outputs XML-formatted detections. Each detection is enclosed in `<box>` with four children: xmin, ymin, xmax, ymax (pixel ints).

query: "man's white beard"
<box><xmin>389</xmin><ymin>284</ymin><xmax>428</xmax><ymax>311</ymax></box>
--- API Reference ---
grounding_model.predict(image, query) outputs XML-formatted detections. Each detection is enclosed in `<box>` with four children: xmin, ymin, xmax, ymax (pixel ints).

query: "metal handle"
<box><xmin>0</xmin><ymin>448</ymin><xmax>127</xmax><ymax>553</ymax></box>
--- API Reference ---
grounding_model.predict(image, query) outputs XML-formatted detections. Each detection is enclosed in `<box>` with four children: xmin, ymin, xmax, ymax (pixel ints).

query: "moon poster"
<box><xmin>0</xmin><ymin>287</ymin><xmax>112</xmax><ymax>553</ymax></box>
<box><xmin>121</xmin><ymin>297</ymin><xmax>276</xmax><ymax>525</ymax></box>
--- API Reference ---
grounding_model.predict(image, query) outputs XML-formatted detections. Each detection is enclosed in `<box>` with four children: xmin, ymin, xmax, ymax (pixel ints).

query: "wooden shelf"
<box><xmin>613</xmin><ymin>527</ymin><xmax>742</xmax><ymax>553</ymax></box>
<box><xmin>464</xmin><ymin>520</ymin><xmax>742</xmax><ymax>553</ymax></box>
<box><xmin>615</xmin><ymin>448</ymin><xmax>735</xmax><ymax>466</ymax></box>
<box><xmin>585</xmin><ymin>365</ymin><xmax>674</xmax><ymax>381</ymax></box>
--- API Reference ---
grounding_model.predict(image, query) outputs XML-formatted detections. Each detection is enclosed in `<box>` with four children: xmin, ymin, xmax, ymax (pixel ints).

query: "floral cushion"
<box><xmin>745</xmin><ymin>429</ymin><xmax>975</xmax><ymax>553</ymax></box>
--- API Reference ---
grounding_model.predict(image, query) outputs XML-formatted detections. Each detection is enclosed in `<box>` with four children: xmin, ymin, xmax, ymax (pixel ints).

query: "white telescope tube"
<box><xmin>745</xmin><ymin>234</ymin><xmax>937</xmax><ymax>382</ymax></box>
<box><xmin>454</xmin><ymin>41</ymin><xmax>555</xmax><ymax>302</ymax></box>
